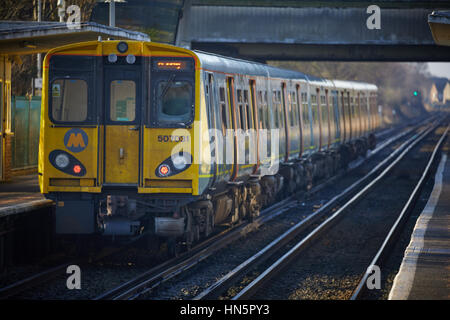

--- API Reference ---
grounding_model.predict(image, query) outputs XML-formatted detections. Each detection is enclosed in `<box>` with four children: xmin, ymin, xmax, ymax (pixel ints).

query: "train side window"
<box><xmin>329</xmin><ymin>95</ymin><xmax>335</xmax><ymax>129</ymax></box>
<box><xmin>273</xmin><ymin>91</ymin><xmax>279</xmax><ymax>128</ymax></box>
<box><xmin>287</xmin><ymin>92</ymin><xmax>293</xmax><ymax>127</ymax></box>
<box><xmin>257</xmin><ymin>91</ymin><xmax>264</xmax><ymax>129</ymax></box>
<box><xmin>277</xmin><ymin>91</ymin><xmax>285</xmax><ymax>129</ymax></box>
<box><xmin>311</xmin><ymin>94</ymin><xmax>318</xmax><ymax>124</ymax></box>
<box><xmin>244</xmin><ymin>89</ymin><xmax>252</xmax><ymax>130</ymax></box>
<box><xmin>219</xmin><ymin>87</ymin><xmax>228</xmax><ymax>135</ymax></box>
<box><xmin>301</xmin><ymin>92</ymin><xmax>309</xmax><ymax>127</ymax></box>
<box><xmin>51</xmin><ymin>78</ymin><xmax>88</xmax><ymax>122</ymax></box>
<box><xmin>237</xmin><ymin>89</ymin><xmax>246</xmax><ymax>130</ymax></box>
<box><xmin>110</xmin><ymin>80</ymin><xmax>136</xmax><ymax>122</ymax></box>
<box><xmin>291</xmin><ymin>92</ymin><xmax>298</xmax><ymax>126</ymax></box>
<box><xmin>320</xmin><ymin>95</ymin><xmax>328</xmax><ymax>124</ymax></box>
<box><xmin>264</xmin><ymin>91</ymin><xmax>270</xmax><ymax>129</ymax></box>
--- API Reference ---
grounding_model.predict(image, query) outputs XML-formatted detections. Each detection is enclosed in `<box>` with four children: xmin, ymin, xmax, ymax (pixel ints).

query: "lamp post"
<box><xmin>109</xmin><ymin>0</ymin><xmax>115</xmax><ymax>27</ymax></box>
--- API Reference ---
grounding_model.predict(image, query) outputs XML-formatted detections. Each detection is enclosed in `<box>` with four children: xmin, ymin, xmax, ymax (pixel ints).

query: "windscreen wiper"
<box><xmin>159</xmin><ymin>74</ymin><xmax>176</xmax><ymax>100</ymax></box>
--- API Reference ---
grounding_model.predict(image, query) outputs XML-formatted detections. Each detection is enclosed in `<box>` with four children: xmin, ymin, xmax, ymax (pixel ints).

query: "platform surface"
<box><xmin>0</xmin><ymin>174</ymin><xmax>51</xmax><ymax>218</ymax></box>
<box><xmin>389</xmin><ymin>143</ymin><xmax>450</xmax><ymax>300</ymax></box>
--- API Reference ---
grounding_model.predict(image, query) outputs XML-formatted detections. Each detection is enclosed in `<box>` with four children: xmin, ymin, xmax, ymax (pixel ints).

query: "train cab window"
<box><xmin>151</xmin><ymin>57</ymin><xmax>195</xmax><ymax>127</ymax></box>
<box><xmin>156</xmin><ymin>80</ymin><xmax>192</xmax><ymax>123</ymax></box>
<box><xmin>51</xmin><ymin>79</ymin><xmax>88</xmax><ymax>122</ymax></box>
<box><xmin>110</xmin><ymin>80</ymin><xmax>136</xmax><ymax>122</ymax></box>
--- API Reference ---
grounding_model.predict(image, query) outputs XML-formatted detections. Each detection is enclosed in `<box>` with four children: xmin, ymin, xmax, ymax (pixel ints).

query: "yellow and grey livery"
<box><xmin>39</xmin><ymin>40</ymin><xmax>379</xmax><ymax>243</ymax></box>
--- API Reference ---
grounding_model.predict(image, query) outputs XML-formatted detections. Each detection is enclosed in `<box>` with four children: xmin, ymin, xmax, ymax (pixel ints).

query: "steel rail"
<box><xmin>0</xmin><ymin>231</ymin><xmax>150</xmax><ymax>299</ymax></box>
<box><xmin>96</xmin><ymin>118</ymin><xmax>434</xmax><ymax>300</ymax></box>
<box><xmin>350</xmin><ymin>123</ymin><xmax>449</xmax><ymax>300</ymax></box>
<box><xmin>195</xmin><ymin>120</ymin><xmax>440</xmax><ymax>300</ymax></box>
<box><xmin>0</xmin><ymin>117</ymin><xmax>436</xmax><ymax>300</ymax></box>
<box><xmin>94</xmin><ymin>196</ymin><xmax>297</xmax><ymax>300</ymax></box>
<box><xmin>0</xmin><ymin>261</ymin><xmax>76</xmax><ymax>299</ymax></box>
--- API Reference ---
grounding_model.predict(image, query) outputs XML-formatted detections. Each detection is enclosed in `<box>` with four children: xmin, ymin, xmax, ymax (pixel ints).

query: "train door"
<box><xmin>0</xmin><ymin>80</ymin><xmax>3</xmax><ymax>179</ymax></box>
<box><xmin>333</xmin><ymin>91</ymin><xmax>341</xmax><ymax>145</ymax></box>
<box><xmin>311</xmin><ymin>88</ymin><xmax>321</xmax><ymax>150</ymax></box>
<box><xmin>218</xmin><ymin>83</ymin><xmax>231</xmax><ymax>181</ymax></box>
<box><xmin>275</xmin><ymin>87</ymin><xmax>286</xmax><ymax>160</ymax></box>
<box><xmin>357</xmin><ymin>92</ymin><xmax>364</xmax><ymax>136</ymax></box>
<box><xmin>320</xmin><ymin>92</ymin><xmax>329</xmax><ymax>150</ymax></box>
<box><xmin>327</xmin><ymin>90</ymin><xmax>336</xmax><ymax>147</ymax></box>
<box><xmin>288</xmin><ymin>86</ymin><xmax>301</xmax><ymax>159</ymax></box>
<box><xmin>300</xmin><ymin>88</ymin><xmax>312</xmax><ymax>154</ymax></box>
<box><xmin>227</xmin><ymin>77</ymin><xmax>239</xmax><ymax>181</ymax></box>
<box><xmin>295</xmin><ymin>85</ymin><xmax>304</xmax><ymax>157</ymax></box>
<box><xmin>249</xmin><ymin>80</ymin><xmax>260</xmax><ymax>173</ymax></box>
<box><xmin>281</xmin><ymin>83</ymin><xmax>290</xmax><ymax>161</ymax></box>
<box><xmin>340</xmin><ymin>91</ymin><xmax>346</xmax><ymax>143</ymax></box>
<box><xmin>205</xmin><ymin>72</ymin><xmax>218</xmax><ymax>186</ymax></box>
<box><xmin>103</xmin><ymin>66</ymin><xmax>142</xmax><ymax>185</ymax></box>
<box><xmin>345</xmin><ymin>92</ymin><xmax>352</xmax><ymax>141</ymax></box>
<box><xmin>256</xmin><ymin>87</ymin><xmax>272</xmax><ymax>172</ymax></box>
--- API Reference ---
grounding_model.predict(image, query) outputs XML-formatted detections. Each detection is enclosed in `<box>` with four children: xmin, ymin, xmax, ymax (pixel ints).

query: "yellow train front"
<box><xmin>39</xmin><ymin>40</ymin><xmax>211</xmax><ymax>241</ymax></box>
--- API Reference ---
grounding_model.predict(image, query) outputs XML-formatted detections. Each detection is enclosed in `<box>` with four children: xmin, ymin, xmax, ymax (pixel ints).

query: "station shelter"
<box><xmin>0</xmin><ymin>21</ymin><xmax>149</xmax><ymax>181</ymax></box>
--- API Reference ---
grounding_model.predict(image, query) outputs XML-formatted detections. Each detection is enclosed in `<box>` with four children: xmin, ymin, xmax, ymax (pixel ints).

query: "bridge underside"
<box><xmin>177</xmin><ymin>4</ymin><xmax>450</xmax><ymax>61</ymax></box>
<box><xmin>191</xmin><ymin>43</ymin><xmax>450</xmax><ymax>62</ymax></box>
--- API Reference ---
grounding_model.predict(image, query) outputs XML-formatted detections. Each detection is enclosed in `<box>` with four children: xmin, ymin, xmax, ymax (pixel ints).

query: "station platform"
<box><xmin>0</xmin><ymin>174</ymin><xmax>52</xmax><ymax>219</ymax></box>
<box><xmin>389</xmin><ymin>140</ymin><xmax>450</xmax><ymax>300</ymax></box>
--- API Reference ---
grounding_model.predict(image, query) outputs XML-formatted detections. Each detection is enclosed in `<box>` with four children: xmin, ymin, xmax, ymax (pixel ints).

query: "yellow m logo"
<box><xmin>67</xmin><ymin>133</ymin><xmax>86</xmax><ymax>148</ymax></box>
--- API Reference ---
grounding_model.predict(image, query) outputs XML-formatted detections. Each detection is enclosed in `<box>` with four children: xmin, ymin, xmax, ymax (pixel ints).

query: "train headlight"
<box><xmin>117</xmin><ymin>41</ymin><xmax>128</xmax><ymax>53</ymax></box>
<box><xmin>172</xmin><ymin>154</ymin><xmax>188</xmax><ymax>170</ymax></box>
<box><xmin>158</xmin><ymin>164</ymin><xmax>170</xmax><ymax>176</ymax></box>
<box><xmin>55</xmin><ymin>153</ymin><xmax>70</xmax><ymax>169</ymax></box>
<box><xmin>108</xmin><ymin>53</ymin><xmax>117</xmax><ymax>63</ymax></box>
<box><xmin>126</xmin><ymin>54</ymin><xmax>136</xmax><ymax>64</ymax></box>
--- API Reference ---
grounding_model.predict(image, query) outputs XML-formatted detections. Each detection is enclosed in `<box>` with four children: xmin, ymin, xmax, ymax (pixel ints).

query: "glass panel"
<box><xmin>52</xmin><ymin>79</ymin><xmax>87</xmax><ymax>122</ymax></box>
<box><xmin>157</xmin><ymin>80</ymin><xmax>192</xmax><ymax>123</ymax></box>
<box><xmin>110</xmin><ymin>80</ymin><xmax>136</xmax><ymax>122</ymax></box>
<box><xmin>219</xmin><ymin>87</ymin><xmax>228</xmax><ymax>134</ymax></box>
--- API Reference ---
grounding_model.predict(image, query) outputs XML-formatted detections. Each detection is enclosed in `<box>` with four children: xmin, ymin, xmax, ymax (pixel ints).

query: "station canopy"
<box><xmin>0</xmin><ymin>20</ymin><xmax>150</xmax><ymax>55</ymax></box>
<box><xmin>428</xmin><ymin>11</ymin><xmax>450</xmax><ymax>46</ymax></box>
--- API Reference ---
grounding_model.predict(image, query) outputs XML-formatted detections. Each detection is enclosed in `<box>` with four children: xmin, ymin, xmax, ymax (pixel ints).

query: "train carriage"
<box><xmin>39</xmin><ymin>40</ymin><xmax>378</xmax><ymax>247</ymax></box>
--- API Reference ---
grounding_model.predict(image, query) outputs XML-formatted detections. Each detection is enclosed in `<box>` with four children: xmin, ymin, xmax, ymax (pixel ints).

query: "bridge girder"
<box><xmin>177</xmin><ymin>4</ymin><xmax>450</xmax><ymax>61</ymax></box>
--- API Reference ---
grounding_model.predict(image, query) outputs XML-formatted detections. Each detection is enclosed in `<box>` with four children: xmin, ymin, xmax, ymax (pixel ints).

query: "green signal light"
<box><xmin>413</xmin><ymin>91</ymin><xmax>418</xmax><ymax>96</ymax></box>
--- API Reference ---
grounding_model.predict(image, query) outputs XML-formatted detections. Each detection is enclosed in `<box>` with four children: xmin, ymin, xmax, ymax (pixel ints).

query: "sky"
<box><xmin>427</xmin><ymin>63</ymin><xmax>450</xmax><ymax>79</ymax></box>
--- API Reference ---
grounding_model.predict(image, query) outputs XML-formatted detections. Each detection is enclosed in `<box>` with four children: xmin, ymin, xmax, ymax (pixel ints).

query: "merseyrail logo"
<box><xmin>64</xmin><ymin>129</ymin><xmax>88</xmax><ymax>153</ymax></box>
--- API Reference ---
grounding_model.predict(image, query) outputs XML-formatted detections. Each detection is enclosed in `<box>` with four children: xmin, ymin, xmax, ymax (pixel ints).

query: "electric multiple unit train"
<box><xmin>39</xmin><ymin>40</ymin><xmax>379</xmax><ymax>246</ymax></box>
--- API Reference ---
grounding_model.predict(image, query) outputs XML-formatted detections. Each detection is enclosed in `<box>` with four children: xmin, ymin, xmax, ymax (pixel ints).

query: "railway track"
<box><xmin>192</xmin><ymin>119</ymin><xmax>447</xmax><ymax>300</ymax></box>
<box><xmin>0</xmin><ymin>116</ymin><xmax>437</xmax><ymax>300</ymax></box>
<box><xmin>92</xmin><ymin>117</ymin><xmax>435</xmax><ymax>301</ymax></box>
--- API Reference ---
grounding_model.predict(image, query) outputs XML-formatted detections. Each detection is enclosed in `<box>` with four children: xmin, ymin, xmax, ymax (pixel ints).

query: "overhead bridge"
<box><xmin>173</xmin><ymin>1</ymin><xmax>450</xmax><ymax>61</ymax></box>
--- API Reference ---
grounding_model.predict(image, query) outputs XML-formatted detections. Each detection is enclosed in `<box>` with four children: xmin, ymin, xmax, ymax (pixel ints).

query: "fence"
<box><xmin>11</xmin><ymin>96</ymin><xmax>41</xmax><ymax>170</ymax></box>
